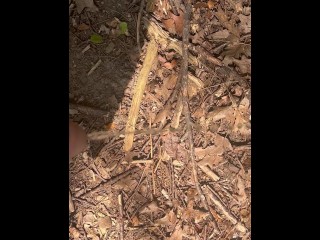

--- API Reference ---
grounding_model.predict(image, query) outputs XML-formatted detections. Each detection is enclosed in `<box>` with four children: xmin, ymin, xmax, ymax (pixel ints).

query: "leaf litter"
<box><xmin>69</xmin><ymin>0</ymin><xmax>251</xmax><ymax>239</ymax></box>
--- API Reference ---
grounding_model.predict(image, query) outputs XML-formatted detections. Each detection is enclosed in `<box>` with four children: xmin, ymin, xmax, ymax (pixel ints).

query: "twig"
<box><xmin>79</xmin><ymin>166</ymin><xmax>140</xmax><ymax>197</ymax></box>
<box><xmin>69</xmin><ymin>190</ymin><xmax>75</xmax><ymax>213</ymax></box>
<box><xmin>180</xmin><ymin>0</ymin><xmax>220</xmax><ymax>233</ymax></box>
<box><xmin>205</xmin><ymin>185</ymin><xmax>247</xmax><ymax>233</ymax></box>
<box><xmin>87</xmin><ymin>59</ymin><xmax>102</xmax><ymax>76</ymax></box>
<box><xmin>118</xmin><ymin>193</ymin><xmax>124</xmax><ymax>240</ymax></box>
<box><xmin>131</xmin><ymin>159</ymin><xmax>154</xmax><ymax>164</ymax></box>
<box><xmin>149</xmin><ymin>116</ymin><xmax>153</xmax><ymax>159</ymax></box>
<box><xmin>137</xmin><ymin>0</ymin><xmax>145</xmax><ymax>53</ymax></box>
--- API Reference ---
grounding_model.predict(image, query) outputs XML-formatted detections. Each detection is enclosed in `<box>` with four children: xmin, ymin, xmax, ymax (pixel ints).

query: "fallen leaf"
<box><xmin>162</xmin><ymin>18</ymin><xmax>176</xmax><ymax>34</ymax></box>
<box><xmin>170</xmin><ymin>10</ymin><xmax>184</xmax><ymax>36</ymax></box>
<box><xmin>87</xmin><ymin>233</ymin><xmax>99</xmax><ymax>240</ymax></box>
<box><xmin>119</xmin><ymin>22</ymin><xmax>129</xmax><ymax>35</ymax></box>
<box><xmin>131</xmin><ymin>216</ymin><xmax>141</xmax><ymax>227</ymax></box>
<box><xmin>222</xmin><ymin>44</ymin><xmax>251</xmax><ymax>59</ymax></box>
<box><xmin>105</xmin><ymin>122</ymin><xmax>116</xmax><ymax>131</ymax></box>
<box><xmin>153</xmin><ymin>106</ymin><xmax>170</xmax><ymax>125</ymax></box>
<box><xmin>238</xmin><ymin>14</ymin><xmax>251</xmax><ymax>34</ymax></box>
<box><xmin>69</xmin><ymin>227</ymin><xmax>80</xmax><ymax>239</ymax></box>
<box><xmin>168</xmin><ymin>223</ymin><xmax>183</xmax><ymax>240</ymax></box>
<box><xmin>162</xmin><ymin>10</ymin><xmax>184</xmax><ymax>36</ymax></box>
<box><xmin>210</xmin><ymin>29</ymin><xmax>230</xmax><ymax>40</ymax></box>
<box><xmin>140</xmin><ymin>201</ymin><xmax>162</xmax><ymax>214</ymax></box>
<box><xmin>233</xmin><ymin>57</ymin><xmax>251</xmax><ymax>75</ymax></box>
<box><xmin>215</xmin><ymin>6</ymin><xmax>240</xmax><ymax>37</ymax></box>
<box><xmin>83</xmin><ymin>211</ymin><xmax>96</xmax><ymax>225</ymax></box>
<box><xmin>74</xmin><ymin>0</ymin><xmax>98</xmax><ymax>14</ymax></box>
<box><xmin>208</xmin><ymin>0</ymin><xmax>215</xmax><ymax>9</ymax></box>
<box><xmin>90</xmin><ymin>34</ymin><xmax>103</xmax><ymax>44</ymax></box>
<box><xmin>163</xmin><ymin>59</ymin><xmax>177</xmax><ymax>70</ymax></box>
<box><xmin>155</xmin><ymin>209</ymin><xmax>177</xmax><ymax>226</ymax></box>
<box><xmin>77</xmin><ymin>23</ymin><xmax>90</xmax><ymax>31</ymax></box>
<box><xmin>98</xmin><ymin>217</ymin><xmax>112</xmax><ymax>234</ymax></box>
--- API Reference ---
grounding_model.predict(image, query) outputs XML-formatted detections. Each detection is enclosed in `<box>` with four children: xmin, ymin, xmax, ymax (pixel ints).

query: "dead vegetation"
<box><xmin>69</xmin><ymin>0</ymin><xmax>251</xmax><ymax>239</ymax></box>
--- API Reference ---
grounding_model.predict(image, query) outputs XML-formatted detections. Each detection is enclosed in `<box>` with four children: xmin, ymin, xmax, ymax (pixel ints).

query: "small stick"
<box><xmin>118</xmin><ymin>193</ymin><xmax>124</xmax><ymax>240</ymax></box>
<box><xmin>79</xmin><ymin>166</ymin><xmax>140</xmax><ymax>197</ymax></box>
<box><xmin>131</xmin><ymin>159</ymin><xmax>154</xmax><ymax>164</ymax></box>
<box><xmin>69</xmin><ymin>190</ymin><xmax>75</xmax><ymax>213</ymax></box>
<box><xmin>205</xmin><ymin>185</ymin><xmax>247</xmax><ymax>233</ymax></box>
<box><xmin>181</xmin><ymin>0</ymin><xmax>220</xmax><ymax>233</ymax></box>
<box><xmin>152</xmin><ymin>165</ymin><xmax>156</xmax><ymax>195</ymax></box>
<box><xmin>149</xmin><ymin>116</ymin><xmax>153</xmax><ymax>159</ymax></box>
<box><xmin>87</xmin><ymin>59</ymin><xmax>102</xmax><ymax>76</ymax></box>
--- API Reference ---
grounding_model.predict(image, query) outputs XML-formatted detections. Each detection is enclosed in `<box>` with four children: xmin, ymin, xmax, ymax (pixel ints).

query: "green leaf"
<box><xmin>119</xmin><ymin>22</ymin><xmax>128</xmax><ymax>35</ymax></box>
<box><xmin>90</xmin><ymin>34</ymin><xmax>103</xmax><ymax>44</ymax></box>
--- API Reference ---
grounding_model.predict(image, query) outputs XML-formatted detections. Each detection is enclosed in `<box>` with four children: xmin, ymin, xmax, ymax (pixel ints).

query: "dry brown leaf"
<box><xmin>131</xmin><ymin>216</ymin><xmax>142</xmax><ymax>227</ymax></box>
<box><xmin>210</xmin><ymin>29</ymin><xmax>230</xmax><ymax>40</ymax></box>
<box><xmin>165</xmin><ymin>75</ymin><xmax>178</xmax><ymax>90</ymax></box>
<box><xmin>193</xmin><ymin>209</ymin><xmax>209</xmax><ymax>223</ymax></box>
<box><xmin>195</xmin><ymin>134</ymin><xmax>232</xmax><ymax>158</ymax></box>
<box><xmin>140</xmin><ymin>201</ymin><xmax>162</xmax><ymax>214</ymax></box>
<box><xmin>215</xmin><ymin>6</ymin><xmax>240</xmax><ymax>37</ymax></box>
<box><xmin>74</xmin><ymin>0</ymin><xmax>98</xmax><ymax>14</ymax></box>
<box><xmin>87</xmin><ymin>233</ymin><xmax>99</xmax><ymax>240</ymax></box>
<box><xmin>208</xmin><ymin>0</ymin><xmax>215</xmax><ymax>9</ymax></box>
<box><xmin>170</xmin><ymin>10</ymin><xmax>184</xmax><ymax>36</ymax></box>
<box><xmin>163</xmin><ymin>59</ymin><xmax>177</xmax><ymax>70</ymax></box>
<box><xmin>192</xmin><ymin>108</ymin><xmax>205</xmax><ymax>119</ymax></box>
<box><xmin>222</xmin><ymin>44</ymin><xmax>251</xmax><ymax>59</ymax></box>
<box><xmin>69</xmin><ymin>227</ymin><xmax>81</xmax><ymax>239</ymax></box>
<box><xmin>153</xmin><ymin>106</ymin><xmax>170</xmax><ymax>125</ymax></box>
<box><xmin>168</xmin><ymin>223</ymin><xmax>183</xmax><ymax>240</ymax></box>
<box><xmin>105</xmin><ymin>122</ymin><xmax>116</xmax><ymax>131</ymax></box>
<box><xmin>83</xmin><ymin>211</ymin><xmax>96</xmax><ymax>225</ymax></box>
<box><xmin>77</xmin><ymin>23</ymin><xmax>90</xmax><ymax>31</ymax></box>
<box><xmin>162</xmin><ymin>10</ymin><xmax>184</xmax><ymax>36</ymax></box>
<box><xmin>238</xmin><ymin>14</ymin><xmax>251</xmax><ymax>34</ymax></box>
<box><xmin>155</xmin><ymin>209</ymin><xmax>177</xmax><ymax>226</ymax></box>
<box><xmin>98</xmin><ymin>217</ymin><xmax>112</xmax><ymax>234</ymax></box>
<box><xmin>233</xmin><ymin>57</ymin><xmax>251</xmax><ymax>75</ymax></box>
<box><xmin>232</xmin><ymin>85</ymin><xmax>243</xmax><ymax>97</ymax></box>
<box><xmin>162</xmin><ymin>18</ymin><xmax>176</xmax><ymax>34</ymax></box>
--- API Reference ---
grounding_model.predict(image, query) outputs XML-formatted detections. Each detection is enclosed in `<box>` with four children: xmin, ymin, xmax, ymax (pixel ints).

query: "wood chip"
<box><xmin>123</xmin><ymin>38</ymin><xmax>158</xmax><ymax>151</ymax></box>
